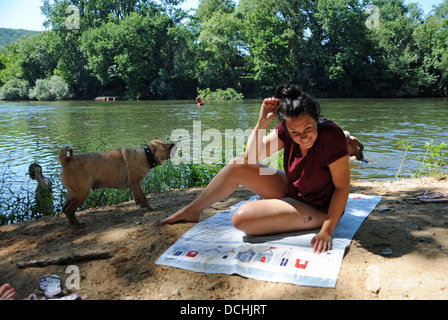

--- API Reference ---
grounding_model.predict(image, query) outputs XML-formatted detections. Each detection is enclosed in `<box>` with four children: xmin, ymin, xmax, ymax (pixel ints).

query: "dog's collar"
<box><xmin>143</xmin><ymin>145</ymin><xmax>158</xmax><ymax>168</ymax></box>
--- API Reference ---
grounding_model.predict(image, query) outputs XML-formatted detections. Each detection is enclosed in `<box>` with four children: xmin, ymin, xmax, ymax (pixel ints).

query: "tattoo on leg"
<box><xmin>303</xmin><ymin>216</ymin><xmax>312</xmax><ymax>223</ymax></box>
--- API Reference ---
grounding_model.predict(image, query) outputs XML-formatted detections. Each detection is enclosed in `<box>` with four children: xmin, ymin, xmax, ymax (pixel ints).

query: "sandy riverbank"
<box><xmin>1</xmin><ymin>177</ymin><xmax>447</xmax><ymax>300</ymax></box>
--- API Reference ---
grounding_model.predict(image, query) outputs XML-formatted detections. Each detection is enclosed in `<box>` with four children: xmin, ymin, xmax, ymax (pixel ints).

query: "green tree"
<box><xmin>238</xmin><ymin>0</ymin><xmax>377</xmax><ymax>97</ymax></box>
<box><xmin>2</xmin><ymin>0</ymin><xmax>447</xmax><ymax>100</ymax></box>
<box><xmin>414</xmin><ymin>0</ymin><xmax>448</xmax><ymax>96</ymax></box>
<box><xmin>40</xmin><ymin>0</ymin><xmax>197</xmax><ymax>99</ymax></box>
<box><xmin>4</xmin><ymin>33</ymin><xmax>57</xmax><ymax>86</ymax></box>
<box><xmin>152</xmin><ymin>20</ymin><xmax>199</xmax><ymax>99</ymax></box>
<box><xmin>0</xmin><ymin>52</ymin><xmax>14</xmax><ymax>86</ymax></box>
<box><xmin>368</xmin><ymin>0</ymin><xmax>435</xmax><ymax>97</ymax></box>
<box><xmin>81</xmin><ymin>11</ymin><xmax>172</xmax><ymax>99</ymax></box>
<box><xmin>41</xmin><ymin>0</ymin><xmax>145</xmax><ymax>29</ymax></box>
<box><xmin>196</xmin><ymin>1</ymin><xmax>244</xmax><ymax>90</ymax></box>
<box><xmin>312</xmin><ymin>0</ymin><xmax>377</xmax><ymax>97</ymax></box>
<box><xmin>237</xmin><ymin>0</ymin><xmax>297</xmax><ymax>95</ymax></box>
<box><xmin>40</xmin><ymin>0</ymin><xmax>140</xmax><ymax>98</ymax></box>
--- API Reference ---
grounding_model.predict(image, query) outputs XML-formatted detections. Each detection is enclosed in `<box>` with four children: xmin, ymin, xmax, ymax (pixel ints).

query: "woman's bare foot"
<box><xmin>0</xmin><ymin>284</ymin><xmax>16</xmax><ymax>300</ymax></box>
<box><xmin>160</xmin><ymin>206</ymin><xmax>201</xmax><ymax>224</ymax></box>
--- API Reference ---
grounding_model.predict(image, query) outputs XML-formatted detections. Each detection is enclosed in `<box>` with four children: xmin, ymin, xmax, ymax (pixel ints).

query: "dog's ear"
<box><xmin>148</xmin><ymin>140</ymin><xmax>158</xmax><ymax>150</ymax></box>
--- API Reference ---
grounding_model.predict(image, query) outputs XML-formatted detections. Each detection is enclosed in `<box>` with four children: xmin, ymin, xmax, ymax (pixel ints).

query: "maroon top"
<box><xmin>276</xmin><ymin>120</ymin><xmax>349</xmax><ymax>213</ymax></box>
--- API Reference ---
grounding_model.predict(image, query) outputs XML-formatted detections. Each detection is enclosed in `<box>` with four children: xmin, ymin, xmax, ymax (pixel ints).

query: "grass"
<box><xmin>396</xmin><ymin>139</ymin><xmax>447</xmax><ymax>179</ymax></box>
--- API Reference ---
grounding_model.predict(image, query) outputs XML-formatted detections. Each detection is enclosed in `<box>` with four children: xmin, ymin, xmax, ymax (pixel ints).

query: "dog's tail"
<box><xmin>59</xmin><ymin>145</ymin><xmax>74</xmax><ymax>166</ymax></box>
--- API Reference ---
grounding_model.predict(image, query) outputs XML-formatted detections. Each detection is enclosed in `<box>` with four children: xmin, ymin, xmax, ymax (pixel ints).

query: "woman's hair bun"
<box><xmin>275</xmin><ymin>83</ymin><xmax>321</xmax><ymax>122</ymax></box>
<box><xmin>274</xmin><ymin>84</ymin><xmax>302</xmax><ymax>100</ymax></box>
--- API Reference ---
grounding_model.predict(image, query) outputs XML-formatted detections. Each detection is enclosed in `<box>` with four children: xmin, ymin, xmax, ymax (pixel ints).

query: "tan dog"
<box><xmin>59</xmin><ymin>140</ymin><xmax>176</xmax><ymax>225</ymax></box>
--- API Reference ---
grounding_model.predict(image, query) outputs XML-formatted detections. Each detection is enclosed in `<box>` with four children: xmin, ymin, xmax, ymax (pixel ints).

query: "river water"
<box><xmin>1</xmin><ymin>98</ymin><xmax>447</xmax><ymax>208</ymax></box>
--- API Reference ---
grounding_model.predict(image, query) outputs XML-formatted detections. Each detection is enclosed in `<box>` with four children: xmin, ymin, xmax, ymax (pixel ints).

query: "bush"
<box><xmin>29</xmin><ymin>75</ymin><xmax>72</xmax><ymax>100</ymax></box>
<box><xmin>0</xmin><ymin>78</ymin><xmax>29</xmax><ymax>100</ymax></box>
<box><xmin>396</xmin><ymin>139</ymin><xmax>447</xmax><ymax>179</ymax></box>
<box><xmin>197</xmin><ymin>87</ymin><xmax>244</xmax><ymax>100</ymax></box>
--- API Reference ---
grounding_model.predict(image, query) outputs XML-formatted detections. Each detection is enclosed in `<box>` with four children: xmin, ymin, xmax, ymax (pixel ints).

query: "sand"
<box><xmin>1</xmin><ymin>177</ymin><xmax>447</xmax><ymax>300</ymax></box>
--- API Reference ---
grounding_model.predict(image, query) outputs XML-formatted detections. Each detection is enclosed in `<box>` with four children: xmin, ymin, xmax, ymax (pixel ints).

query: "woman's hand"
<box><xmin>258</xmin><ymin>98</ymin><xmax>279</xmax><ymax>126</ymax></box>
<box><xmin>311</xmin><ymin>231</ymin><xmax>332</xmax><ymax>254</ymax></box>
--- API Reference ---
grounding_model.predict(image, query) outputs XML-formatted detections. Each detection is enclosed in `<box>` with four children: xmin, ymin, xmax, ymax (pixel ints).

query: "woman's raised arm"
<box><xmin>245</xmin><ymin>98</ymin><xmax>284</xmax><ymax>163</ymax></box>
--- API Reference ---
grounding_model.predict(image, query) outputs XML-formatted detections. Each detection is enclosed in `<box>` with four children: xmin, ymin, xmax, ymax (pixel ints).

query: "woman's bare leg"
<box><xmin>232</xmin><ymin>197</ymin><xmax>328</xmax><ymax>235</ymax></box>
<box><xmin>161</xmin><ymin>158</ymin><xmax>287</xmax><ymax>224</ymax></box>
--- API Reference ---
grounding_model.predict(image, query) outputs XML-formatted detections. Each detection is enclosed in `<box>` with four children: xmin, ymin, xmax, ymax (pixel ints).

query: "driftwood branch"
<box><xmin>16</xmin><ymin>251</ymin><xmax>113</xmax><ymax>269</ymax></box>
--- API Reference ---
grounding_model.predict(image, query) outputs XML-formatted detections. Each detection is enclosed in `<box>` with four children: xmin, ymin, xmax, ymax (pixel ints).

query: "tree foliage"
<box><xmin>0</xmin><ymin>0</ymin><xmax>447</xmax><ymax>100</ymax></box>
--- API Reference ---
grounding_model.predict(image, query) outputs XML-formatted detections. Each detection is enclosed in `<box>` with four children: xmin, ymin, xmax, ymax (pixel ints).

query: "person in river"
<box><xmin>344</xmin><ymin>131</ymin><xmax>367</xmax><ymax>162</ymax></box>
<box><xmin>161</xmin><ymin>84</ymin><xmax>350</xmax><ymax>254</ymax></box>
<box><xmin>29</xmin><ymin>163</ymin><xmax>54</xmax><ymax>215</ymax></box>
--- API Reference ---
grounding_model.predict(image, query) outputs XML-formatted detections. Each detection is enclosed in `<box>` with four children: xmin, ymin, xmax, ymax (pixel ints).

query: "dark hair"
<box><xmin>28</xmin><ymin>163</ymin><xmax>42</xmax><ymax>178</ymax></box>
<box><xmin>275</xmin><ymin>84</ymin><xmax>321</xmax><ymax>124</ymax></box>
